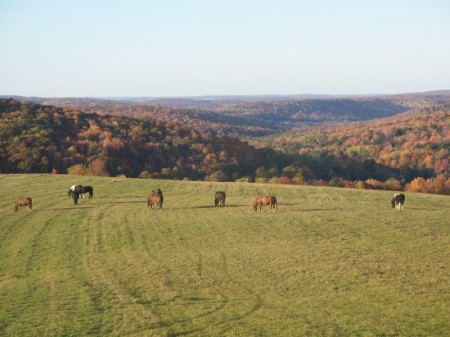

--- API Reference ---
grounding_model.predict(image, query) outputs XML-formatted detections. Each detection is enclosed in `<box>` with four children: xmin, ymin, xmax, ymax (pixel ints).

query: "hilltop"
<box><xmin>1</xmin><ymin>174</ymin><xmax>449</xmax><ymax>336</ymax></box>
<box><xmin>5</xmin><ymin>90</ymin><xmax>450</xmax><ymax>138</ymax></box>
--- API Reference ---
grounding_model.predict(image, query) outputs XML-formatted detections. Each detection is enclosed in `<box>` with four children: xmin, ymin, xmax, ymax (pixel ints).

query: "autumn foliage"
<box><xmin>1</xmin><ymin>98</ymin><xmax>449</xmax><ymax>195</ymax></box>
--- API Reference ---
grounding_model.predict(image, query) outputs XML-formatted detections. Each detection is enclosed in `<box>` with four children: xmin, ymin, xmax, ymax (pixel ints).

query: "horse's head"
<box><xmin>152</xmin><ymin>188</ymin><xmax>162</xmax><ymax>195</ymax></box>
<box><xmin>391</xmin><ymin>198</ymin><xmax>396</xmax><ymax>208</ymax></box>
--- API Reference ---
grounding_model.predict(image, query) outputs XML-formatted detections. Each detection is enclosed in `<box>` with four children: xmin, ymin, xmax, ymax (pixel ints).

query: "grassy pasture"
<box><xmin>0</xmin><ymin>174</ymin><xmax>449</xmax><ymax>337</ymax></box>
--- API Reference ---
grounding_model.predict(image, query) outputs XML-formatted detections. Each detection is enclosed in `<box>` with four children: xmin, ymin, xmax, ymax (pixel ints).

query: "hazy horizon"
<box><xmin>1</xmin><ymin>0</ymin><xmax>449</xmax><ymax>97</ymax></box>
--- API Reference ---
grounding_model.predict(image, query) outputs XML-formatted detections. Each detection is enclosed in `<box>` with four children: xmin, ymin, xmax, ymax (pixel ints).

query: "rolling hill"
<box><xmin>266</xmin><ymin>104</ymin><xmax>450</xmax><ymax>188</ymax></box>
<box><xmin>1</xmin><ymin>92</ymin><xmax>449</xmax><ymax>193</ymax></box>
<box><xmin>0</xmin><ymin>98</ymin><xmax>288</xmax><ymax>179</ymax></box>
<box><xmin>6</xmin><ymin>91</ymin><xmax>450</xmax><ymax>138</ymax></box>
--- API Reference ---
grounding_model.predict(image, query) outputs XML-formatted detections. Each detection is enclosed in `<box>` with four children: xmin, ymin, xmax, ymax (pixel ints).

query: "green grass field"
<box><xmin>1</xmin><ymin>174</ymin><xmax>449</xmax><ymax>337</ymax></box>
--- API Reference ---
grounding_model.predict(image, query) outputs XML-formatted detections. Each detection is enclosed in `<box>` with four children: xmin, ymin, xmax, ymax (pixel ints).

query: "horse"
<box><xmin>68</xmin><ymin>185</ymin><xmax>93</xmax><ymax>198</ymax></box>
<box><xmin>252</xmin><ymin>195</ymin><xmax>277</xmax><ymax>212</ymax></box>
<box><xmin>214</xmin><ymin>191</ymin><xmax>226</xmax><ymax>207</ymax></box>
<box><xmin>391</xmin><ymin>193</ymin><xmax>405</xmax><ymax>210</ymax></box>
<box><xmin>14</xmin><ymin>197</ymin><xmax>32</xmax><ymax>212</ymax></box>
<box><xmin>148</xmin><ymin>188</ymin><xmax>163</xmax><ymax>209</ymax></box>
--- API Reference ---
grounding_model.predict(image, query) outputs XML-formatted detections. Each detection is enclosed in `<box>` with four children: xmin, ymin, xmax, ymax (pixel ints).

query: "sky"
<box><xmin>0</xmin><ymin>0</ymin><xmax>449</xmax><ymax>97</ymax></box>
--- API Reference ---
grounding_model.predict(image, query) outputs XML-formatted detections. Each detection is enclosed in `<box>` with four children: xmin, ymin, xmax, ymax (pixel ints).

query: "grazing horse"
<box><xmin>391</xmin><ymin>193</ymin><xmax>405</xmax><ymax>210</ymax></box>
<box><xmin>14</xmin><ymin>197</ymin><xmax>32</xmax><ymax>212</ymax></box>
<box><xmin>148</xmin><ymin>188</ymin><xmax>163</xmax><ymax>209</ymax></box>
<box><xmin>252</xmin><ymin>195</ymin><xmax>277</xmax><ymax>212</ymax></box>
<box><xmin>214</xmin><ymin>191</ymin><xmax>226</xmax><ymax>207</ymax></box>
<box><xmin>68</xmin><ymin>185</ymin><xmax>93</xmax><ymax>198</ymax></box>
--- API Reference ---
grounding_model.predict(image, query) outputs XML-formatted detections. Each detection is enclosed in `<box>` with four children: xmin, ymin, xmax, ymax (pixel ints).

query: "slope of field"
<box><xmin>1</xmin><ymin>174</ymin><xmax>449</xmax><ymax>336</ymax></box>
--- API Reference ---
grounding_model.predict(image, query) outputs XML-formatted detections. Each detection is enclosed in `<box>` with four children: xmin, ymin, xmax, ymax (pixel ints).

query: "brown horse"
<box><xmin>14</xmin><ymin>197</ymin><xmax>32</xmax><ymax>212</ymax></box>
<box><xmin>148</xmin><ymin>189</ymin><xmax>163</xmax><ymax>209</ymax></box>
<box><xmin>252</xmin><ymin>195</ymin><xmax>277</xmax><ymax>212</ymax></box>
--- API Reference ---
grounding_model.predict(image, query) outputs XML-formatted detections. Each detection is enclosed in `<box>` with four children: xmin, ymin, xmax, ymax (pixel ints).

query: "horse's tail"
<box><xmin>270</xmin><ymin>196</ymin><xmax>277</xmax><ymax>211</ymax></box>
<box><xmin>28</xmin><ymin>198</ymin><xmax>32</xmax><ymax>211</ymax></box>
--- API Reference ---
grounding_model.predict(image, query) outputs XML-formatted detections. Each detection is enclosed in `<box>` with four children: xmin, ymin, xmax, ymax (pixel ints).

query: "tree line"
<box><xmin>1</xmin><ymin>98</ymin><xmax>448</xmax><ymax>194</ymax></box>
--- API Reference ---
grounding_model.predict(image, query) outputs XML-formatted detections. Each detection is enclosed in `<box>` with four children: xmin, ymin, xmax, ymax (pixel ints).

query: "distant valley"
<box><xmin>1</xmin><ymin>90</ymin><xmax>449</xmax><ymax>194</ymax></box>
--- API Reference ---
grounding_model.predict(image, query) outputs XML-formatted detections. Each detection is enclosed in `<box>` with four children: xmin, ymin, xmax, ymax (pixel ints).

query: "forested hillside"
<box><xmin>19</xmin><ymin>98</ymin><xmax>413</xmax><ymax>139</ymax></box>
<box><xmin>8</xmin><ymin>91</ymin><xmax>449</xmax><ymax>139</ymax></box>
<box><xmin>268</xmin><ymin>104</ymin><xmax>450</xmax><ymax>193</ymax></box>
<box><xmin>1</xmin><ymin>97</ymin><xmax>449</xmax><ymax>194</ymax></box>
<box><xmin>35</xmin><ymin>98</ymin><xmax>413</xmax><ymax>137</ymax></box>
<box><xmin>0</xmin><ymin>98</ymin><xmax>288</xmax><ymax>179</ymax></box>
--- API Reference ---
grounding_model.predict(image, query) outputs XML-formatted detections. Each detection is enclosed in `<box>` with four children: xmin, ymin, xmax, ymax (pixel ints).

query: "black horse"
<box><xmin>391</xmin><ymin>193</ymin><xmax>405</xmax><ymax>210</ymax></box>
<box><xmin>214</xmin><ymin>191</ymin><xmax>226</xmax><ymax>207</ymax></box>
<box><xmin>68</xmin><ymin>185</ymin><xmax>93</xmax><ymax>198</ymax></box>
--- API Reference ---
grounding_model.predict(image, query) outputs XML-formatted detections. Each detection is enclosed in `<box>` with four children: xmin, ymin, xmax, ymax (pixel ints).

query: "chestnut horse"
<box><xmin>148</xmin><ymin>188</ymin><xmax>163</xmax><ymax>209</ymax></box>
<box><xmin>14</xmin><ymin>197</ymin><xmax>32</xmax><ymax>212</ymax></box>
<box><xmin>252</xmin><ymin>195</ymin><xmax>277</xmax><ymax>212</ymax></box>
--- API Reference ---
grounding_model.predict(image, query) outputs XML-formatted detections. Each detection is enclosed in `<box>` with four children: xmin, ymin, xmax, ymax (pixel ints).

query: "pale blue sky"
<box><xmin>0</xmin><ymin>0</ymin><xmax>449</xmax><ymax>97</ymax></box>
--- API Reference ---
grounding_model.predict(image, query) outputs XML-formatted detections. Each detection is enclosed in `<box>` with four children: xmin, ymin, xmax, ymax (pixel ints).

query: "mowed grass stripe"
<box><xmin>1</xmin><ymin>174</ymin><xmax>449</xmax><ymax>336</ymax></box>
